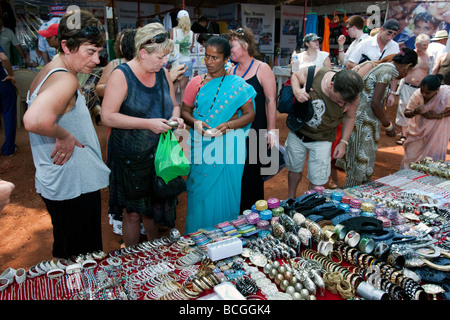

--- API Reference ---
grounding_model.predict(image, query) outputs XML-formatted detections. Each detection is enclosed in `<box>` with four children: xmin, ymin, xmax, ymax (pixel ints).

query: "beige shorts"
<box><xmin>284</xmin><ymin>131</ymin><xmax>332</xmax><ymax>186</ymax></box>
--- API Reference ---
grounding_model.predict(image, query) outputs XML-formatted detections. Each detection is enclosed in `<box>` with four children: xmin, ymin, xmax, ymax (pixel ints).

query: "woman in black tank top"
<box><xmin>227</xmin><ymin>27</ymin><xmax>278</xmax><ymax>212</ymax></box>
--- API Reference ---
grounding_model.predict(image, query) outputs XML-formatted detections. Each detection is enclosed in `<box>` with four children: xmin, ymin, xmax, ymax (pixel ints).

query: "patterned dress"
<box><xmin>336</xmin><ymin>63</ymin><xmax>399</xmax><ymax>188</ymax></box>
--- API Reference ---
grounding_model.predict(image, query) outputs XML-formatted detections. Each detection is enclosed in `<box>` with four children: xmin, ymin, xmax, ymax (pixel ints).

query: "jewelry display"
<box><xmin>2</xmin><ymin>163</ymin><xmax>450</xmax><ymax>301</ymax></box>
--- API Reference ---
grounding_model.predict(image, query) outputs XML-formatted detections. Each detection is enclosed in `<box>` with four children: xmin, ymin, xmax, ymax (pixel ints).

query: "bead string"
<box><xmin>194</xmin><ymin>74</ymin><xmax>226</xmax><ymax>118</ymax></box>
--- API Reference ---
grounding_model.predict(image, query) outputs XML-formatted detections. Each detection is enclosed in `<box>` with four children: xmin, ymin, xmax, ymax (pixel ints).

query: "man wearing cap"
<box><xmin>38</xmin><ymin>23</ymin><xmax>59</xmax><ymax>50</ymax></box>
<box><xmin>346</xmin><ymin>19</ymin><xmax>401</xmax><ymax>69</ymax></box>
<box><xmin>38</xmin><ymin>17</ymin><xmax>61</xmax><ymax>64</ymax></box>
<box><xmin>337</xmin><ymin>15</ymin><xmax>370</xmax><ymax>68</ymax></box>
<box><xmin>427</xmin><ymin>30</ymin><xmax>448</xmax><ymax>64</ymax></box>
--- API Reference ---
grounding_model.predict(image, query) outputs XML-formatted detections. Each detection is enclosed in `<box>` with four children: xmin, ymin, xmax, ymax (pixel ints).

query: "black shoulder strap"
<box><xmin>305</xmin><ymin>65</ymin><xmax>315</xmax><ymax>93</ymax></box>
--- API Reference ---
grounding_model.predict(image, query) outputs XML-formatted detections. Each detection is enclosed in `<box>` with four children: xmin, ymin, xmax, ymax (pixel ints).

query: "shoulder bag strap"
<box><xmin>305</xmin><ymin>65</ymin><xmax>315</xmax><ymax>93</ymax></box>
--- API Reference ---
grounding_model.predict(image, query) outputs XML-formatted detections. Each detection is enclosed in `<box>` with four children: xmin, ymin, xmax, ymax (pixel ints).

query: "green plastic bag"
<box><xmin>155</xmin><ymin>130</ymin><xmax>190</xmax><ymax>184</ymax></box>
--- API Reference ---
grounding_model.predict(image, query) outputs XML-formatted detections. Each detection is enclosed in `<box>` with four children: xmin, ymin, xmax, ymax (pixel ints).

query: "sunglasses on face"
<box><xmin>385</xmin><ymin>30</ymin><xmax>397</xmax><ymax>36</ymax></box>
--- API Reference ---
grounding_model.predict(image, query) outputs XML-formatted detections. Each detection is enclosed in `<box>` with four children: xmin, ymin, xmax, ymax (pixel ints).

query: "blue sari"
<box><xmin>185</xmin><ymin>75</ymin><xmax>256</xmax><ymax>234</ymax></box>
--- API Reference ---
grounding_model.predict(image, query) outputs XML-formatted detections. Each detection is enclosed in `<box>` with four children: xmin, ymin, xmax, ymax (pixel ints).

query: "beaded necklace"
<box><xmin>194</xmin><ymin>74</ymin><xmax>226</xmax><ymax>117</ymax></box>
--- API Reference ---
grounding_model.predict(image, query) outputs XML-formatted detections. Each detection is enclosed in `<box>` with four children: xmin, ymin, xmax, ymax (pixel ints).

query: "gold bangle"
<box><xmin>340</xmin><ymin>139</ymin><xmax>348</xmax><ymax>146</ymax></box>
<box><xmin>337</xmin><ymin>279</ymin><xmax>354</xmax><ymax>299</ymax></box>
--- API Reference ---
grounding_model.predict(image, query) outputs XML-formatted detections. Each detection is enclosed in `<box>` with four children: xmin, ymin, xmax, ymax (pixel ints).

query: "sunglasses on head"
<box><xmin>73</xmin><ymin>25</ymin><xmax>104</xmax><ymax>39</ymax></box>
<box><xmin>236</xmin><ymin>28</ymin><xmax>248</xmax><ymax>42</ymax></box>
<box><xmin>144</xmin><ymin>32</ymin><xmax>169</xmax><ymax>45</ymax></box>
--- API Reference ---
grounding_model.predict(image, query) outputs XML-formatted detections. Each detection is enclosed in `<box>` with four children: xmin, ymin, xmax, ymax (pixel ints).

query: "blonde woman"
<box><xmin>170</xmin><ymin>10</ymin><xmax>195</xmax><ymax>103</ymax></box>
<box><xmin>101</xmin><ymin>22</ymin><xmax>185</xmax><ymax>246</ymax></box>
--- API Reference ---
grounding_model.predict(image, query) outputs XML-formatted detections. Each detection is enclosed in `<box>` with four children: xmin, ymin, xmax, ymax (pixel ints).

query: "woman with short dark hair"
<box><xmin>24</xmin><ymin>10</ymin><xmax>110</xmax><ymax>259</ymax></box>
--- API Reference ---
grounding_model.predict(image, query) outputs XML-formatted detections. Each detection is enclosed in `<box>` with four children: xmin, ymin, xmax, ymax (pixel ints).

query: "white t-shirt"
<box><xmin>296</xmin><ymin>50</ymin><xmax>329</xmax><ymax>67</ymax></box>
<box><xmin>343</xmin><ymin>33</ymin><xmax>370</xmax><ymax>67</ymax></box>
<box><xmin>348</xmin><ymin>34</ymin><xmax>400</xmax><ymax>64</ymax></box>
<box><xmin>172</xmin><ymin>28</ymin><xmax>193</xmax><ymax>63</ymax></box>
<box><xmin>427</xmin><ymin>42</ymin><xmax>447</xmax><ymax>66</ymax></box>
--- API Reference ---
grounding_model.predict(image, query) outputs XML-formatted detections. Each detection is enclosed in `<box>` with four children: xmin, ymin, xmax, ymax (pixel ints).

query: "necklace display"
<box><xmin>233</xmin><ymin>59</ymin><xmax>255</xmax><ymax>79</ymax></box>
<box><xmin>194</xmin><ymin>74</ymin><xmax>226</xmax><ymax>117</ymax></box>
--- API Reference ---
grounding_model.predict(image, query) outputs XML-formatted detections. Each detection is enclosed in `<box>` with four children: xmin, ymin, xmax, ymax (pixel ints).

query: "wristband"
<box><xmin>344</xmin><ymin>230</ymin><xmax>360</xmax><ymax>247</ymax></box>
<box><xmin>47</xmin><ymin>268</ymin><xmax>65</xmax><ymax>279</ymax></box>
<box><xmin>340</xmin><ymin>139</ymin><xmax>348</xmax><ymax>146</ymax></box>
<box><xmin>334</xmin><ymin>224</ymin><xmax>347</xmax><ymax>240</ymax></box>
<box><xmin>359</xmin><ymin>236</ymin><xmax>375</xmax><ymax>254</ymax></box>
<box><xmin>0</xmin><ymin>278</ymin><xmax>11</xmax><ymax>292</ymax></box>
<box><xmin>66</xmin><ymin>263</ymin><xmax>82</xmax><ymax>275</ymax></box>
<box><xmin>384</xmin><ymin>121</ymin><xmax>393</xmax><ymax>131</ymax></box>
<box><xmin>15</xmin><ymin>268</ymin><xmax>27</xmax><ymax>284</ymax></box>
<box><xmin>389</xmin><ymin>90</ymin><xmax>398</xmax><ymax>96</ymax></box>
<box><xmin>82</xmin><ymin>259</ymin><xmax>98</xmax><ymax>270</ymax></box>
<box><xmin>0</xmin><ymin>268</ymin><xmax>16</xmax><ymax>281</ymax></box>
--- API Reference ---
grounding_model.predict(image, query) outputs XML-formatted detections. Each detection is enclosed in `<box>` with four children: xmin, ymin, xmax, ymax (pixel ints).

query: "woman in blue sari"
<box><xmin>181</xmin><ymin>36</ymin><xmax>256</xmax><ymax>234</ymax></box>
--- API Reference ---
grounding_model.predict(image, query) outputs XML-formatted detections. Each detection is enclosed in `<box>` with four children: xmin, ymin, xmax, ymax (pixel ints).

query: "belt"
<box><xmin>405</xmin><ymin>82</ymin><xmax>420</xmax><ymax>89</ymax></box>
<box><xmin>295</xmin><ymin>131</ymin><xmax>317</xmax><ymax>143</ymax></box>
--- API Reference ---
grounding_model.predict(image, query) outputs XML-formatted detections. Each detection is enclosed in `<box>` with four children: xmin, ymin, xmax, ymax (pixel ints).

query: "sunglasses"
<box><xmin>236</xmin><ymin>28</ymin><xmax>248</xmax><ymax>42</ymax></box>
<box><xmin>144</xmin><ymin>33</ymin><xmax>169</xmax><ymax>45</ymax></box>
<box><xmin>73</xmin><ymin>25</ymin><xmax>104</xmax><ymax>39</ymax></box>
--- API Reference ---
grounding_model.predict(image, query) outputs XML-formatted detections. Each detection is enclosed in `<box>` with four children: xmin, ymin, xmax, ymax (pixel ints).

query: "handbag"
<box><xmin>119</xmin><ymin>145</ymin><xmax>187</xmax><ymax>200</ymax></box>
<box><xmin>153</xmin><ymin>175</ymin><xmax>186</xmax><ymax>199</ymax></box>
<box><xmin>286</xmin><ymin>65</ymin><xmax>315</xmax><ymax>132</ymax></box>
<box><xmin>277</xmin><ymin>79</ymin><xmax>294</xmax><ymax>114</ymax></box>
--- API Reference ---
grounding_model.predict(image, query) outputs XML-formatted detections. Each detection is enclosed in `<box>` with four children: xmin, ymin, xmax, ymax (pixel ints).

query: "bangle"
<box><xmin>226</xmin><ymin>121</ymin><xmax>231</xmax><ymax>129</ymax></box>
<box><xmin>340</xmin><ymin>139</ymin><xmax>348</xmax><ymax>146</ymax></box>
<box><xmin>389</xmin><ymin>90</ymin><xmax>398</xmax><ymax>96</ymax></box>
<box><xmin>384</xmin><ymin>121</ymin><xmax>393</xmax><ymax>131</ymax></box>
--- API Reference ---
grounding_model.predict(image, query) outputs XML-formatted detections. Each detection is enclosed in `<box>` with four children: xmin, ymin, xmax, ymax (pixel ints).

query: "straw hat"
<box><xmin>431</xmin><ymin>30</ymin><xmax>448</xmax><ymax>41</ymax></box>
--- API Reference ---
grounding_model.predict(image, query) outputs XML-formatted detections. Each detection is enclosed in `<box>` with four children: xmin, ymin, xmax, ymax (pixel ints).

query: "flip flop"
<box><xmin>396</xmin><ymin>136</ymin><xmax>406</xmax><ymax>145</ymax></box>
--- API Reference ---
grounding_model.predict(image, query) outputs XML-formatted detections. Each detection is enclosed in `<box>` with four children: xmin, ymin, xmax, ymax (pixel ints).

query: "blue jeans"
<box><xmin>0</xmin><ymin>78</ymin><xmax>17</xmax><ymax>155</ymax></box>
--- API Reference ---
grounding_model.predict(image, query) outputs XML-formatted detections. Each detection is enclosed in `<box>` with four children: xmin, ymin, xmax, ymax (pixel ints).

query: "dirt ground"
<box><xmin>0</xmin><ymin>104</ymin><xmax>448</xmax><ymax>272</ymax></box>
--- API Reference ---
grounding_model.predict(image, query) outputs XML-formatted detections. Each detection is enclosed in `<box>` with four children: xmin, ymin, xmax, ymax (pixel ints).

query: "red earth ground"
<box><xmin>1</xmin><ymin>104</ymin><xmax>449</xmax><ymax>272</ymax></box>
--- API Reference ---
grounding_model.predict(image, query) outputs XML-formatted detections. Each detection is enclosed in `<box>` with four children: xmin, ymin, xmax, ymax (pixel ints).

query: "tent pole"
<box><xmin>303</xmin><ymin>0</ymin><xmax>307</xmax><ymax>39</ymax></box>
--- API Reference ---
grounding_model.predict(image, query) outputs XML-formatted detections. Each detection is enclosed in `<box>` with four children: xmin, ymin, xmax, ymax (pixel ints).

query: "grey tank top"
<box><xmin>27</xmin><ymin>68</ymin><xmax>110</xmax><ymax>200</ymax></box>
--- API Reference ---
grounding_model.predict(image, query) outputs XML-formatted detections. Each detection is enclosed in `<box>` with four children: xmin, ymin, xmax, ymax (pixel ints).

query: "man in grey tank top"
<box><xmin>284</xmin><ymin>67</ymin><xmax>363</xmax><ymax>198</ymax></box>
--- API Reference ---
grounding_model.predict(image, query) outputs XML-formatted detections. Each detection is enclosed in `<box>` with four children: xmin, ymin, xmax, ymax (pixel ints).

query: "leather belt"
<box><xmin>295</xmin><ymin>131</ymin><xmax>316</xmax><ymax>142</ymax></box>
<box><xmin>405</xmin><ymin>82</ymin><xmax>420</xmax><ymax>89</ymax></box>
